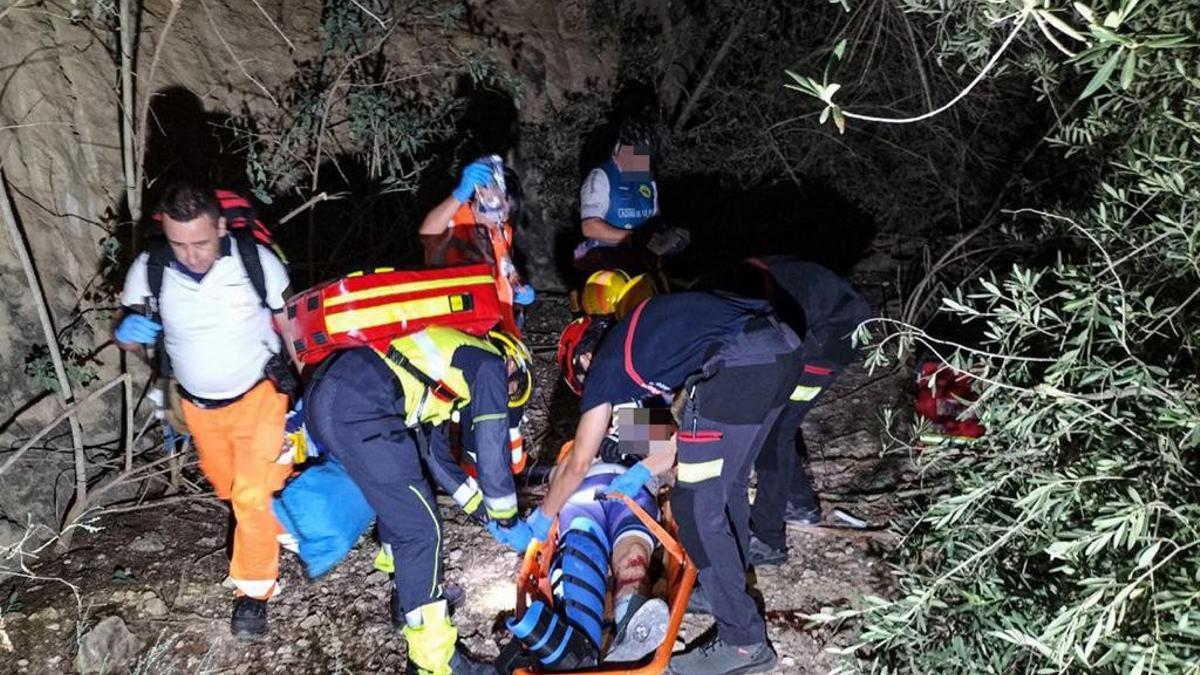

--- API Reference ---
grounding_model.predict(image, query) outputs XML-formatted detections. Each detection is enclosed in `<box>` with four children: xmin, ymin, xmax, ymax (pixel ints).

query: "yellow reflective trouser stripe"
<box><xmin>790</xmin><ymin>384</ymin><xmax>823</xmax><ymax>402</ymax></box>
<box><xmin>325</xmin><ymin>274</ymin><xmax>494</xmax><ymax>307</ymax></box>
<box><xmin>677</xmin><ymin>458</ymin><xmax>724</xmax><ymax>483</ymax></box>
<box><xmin>408</xmin><ymin>485</ymin><xmax>441</xmax><ymax>597</ymax></box>
<box><xmin>327</xmin><ymin>295</ymin><xmax>473</xmax><ymax>334</ymax></box>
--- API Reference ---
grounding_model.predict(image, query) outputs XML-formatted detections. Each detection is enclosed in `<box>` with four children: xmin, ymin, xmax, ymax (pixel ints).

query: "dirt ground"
<box><xmin>1</xmin><ymin>292</ymin><xmax>911</xmax><ymax>675</ymax></box>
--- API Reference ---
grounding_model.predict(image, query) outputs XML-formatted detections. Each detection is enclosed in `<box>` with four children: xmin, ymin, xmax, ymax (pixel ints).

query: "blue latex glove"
<box><xmin>452</xmin><ymin>161</ymin><xmax>494</xmax><ymax>203</ymax></box>
<box><xmin>115</xmin><ymin>314</ymin><xmax>162</xmax><ymax>345</ymax></box>
<box><xmin>513</xmin><ymin>284</ymin><xmax>536</xmax><ymax>306</ymax></box>
<box><xmin>607</xmin><ymin>463</ymin><xmax>652</xmax><ymax>499</ymax></box>
<box><xmin>487</xmin><ymin>520</ymin><xmax>533</xmax><ymax>553</ymax></box>
<box><xmin>525</xmin><ymin>507</ymin><xmax>553</xmax><ymax>542</ymax></box>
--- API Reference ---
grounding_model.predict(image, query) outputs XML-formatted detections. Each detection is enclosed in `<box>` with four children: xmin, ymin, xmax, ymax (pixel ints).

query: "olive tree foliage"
<box><xmin>596</xmin><ymin>0</ymin><xmax>1040</xmax><ymax>234</ymax></box>
<box><xmin>237</xmin><ymin>0</ymin><xmax>518</xmax><ymax>202</ymax></box>
<box><xmin>791</xmin><ymin>1</ymin><xmax>1200</xmax><ymax>673</ymax></box>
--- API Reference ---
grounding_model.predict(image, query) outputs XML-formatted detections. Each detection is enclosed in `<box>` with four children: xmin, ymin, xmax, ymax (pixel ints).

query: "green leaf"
<box><xmin>1038</xmin><ymin>9</ymin><xmax>1087</xmax><ymax>42</ymax></box>
<box><xmin>1136</xmin><ymin>541</ymin><xmax>1161</xmax><ymax>568</ymax></box>
<box><xmin>1119</xmin><ymin>50</ymin><xmax>1137</xmax><ymax>89</ymax></box>
<box><xmin>833</xmin><ymin>38</ymin><xmax>848</xmax><ymax>60</ymax></box>
<box><xmin>1073</xmin><ymin>2</ymin><xmax>1096</xmax><ymax>24</ymax></box>
<box><xmin>832</xmin><ymin>106</ymin><xmax>846</xmax><ymax>134</ymax></box>
<box><xmin>820</xmin><ymin>106</ymin><xmax>831</xmax><ymax>124</ymax></box>
<box><xmin>1079</xmin><ymin>48</ymin><xmax>1122</xmax><ymax>100</ymax></box>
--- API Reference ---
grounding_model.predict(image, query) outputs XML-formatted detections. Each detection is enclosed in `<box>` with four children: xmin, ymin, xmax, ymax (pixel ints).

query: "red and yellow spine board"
<box><xmin>287</xmin><ymin>264</ymin><xmax>503</xmax><ymax>365</ymax></box>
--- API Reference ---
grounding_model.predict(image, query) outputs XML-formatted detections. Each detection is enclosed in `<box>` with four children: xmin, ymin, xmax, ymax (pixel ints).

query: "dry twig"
<box><xmin>198</xmin><ymin>0</ymin><xmax>278</xmax><ymax>107</ymax></box>
<box><xmin>134</xmin><ymin>0</ymin><xmax>185</xmax><ymax>214</ymax></box>
<box><xmin>0</xmin><ymin>167</ymin><xmax>88</xmax><ymax>511</ymax></box>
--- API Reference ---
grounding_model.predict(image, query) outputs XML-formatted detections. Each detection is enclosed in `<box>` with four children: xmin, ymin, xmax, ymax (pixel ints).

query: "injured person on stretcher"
<box><xmin>505</xmin><ymin>405</ymin><xmax>677</xmax><ymax>671</ymax></box>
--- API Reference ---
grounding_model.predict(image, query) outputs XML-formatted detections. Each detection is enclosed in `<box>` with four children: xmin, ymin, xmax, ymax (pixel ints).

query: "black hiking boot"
<box><xmin>230</xmin><ymin>596</ymin><xmax>268</xmax><ymax>638</ymax></box>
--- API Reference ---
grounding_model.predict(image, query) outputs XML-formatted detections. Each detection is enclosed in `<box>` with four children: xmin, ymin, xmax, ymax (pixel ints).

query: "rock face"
<box><xmin>75</xmin><ymin>616</ymin><xmax>144</xmax><ymax>674</ymax></box>
<box><xmin>0</xmin><ymin>0</ymin><xmax>322</xmax><ymax>552</ymax></box>
<box><xmin>0</xmin><ymin>0</ymin><xmax>613</xmax><ymax>549</ymax></box>
<box><xmin>467</xmin><ymin>0</ymin><xmax>618</xmax><ymax>290</ymax></box>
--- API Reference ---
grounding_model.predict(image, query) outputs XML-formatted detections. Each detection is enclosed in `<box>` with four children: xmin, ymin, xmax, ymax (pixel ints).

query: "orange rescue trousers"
<box><xmin>182</xmin><ymin>380</ymin><xmax>290</xmax><ymax>600</ymax></box>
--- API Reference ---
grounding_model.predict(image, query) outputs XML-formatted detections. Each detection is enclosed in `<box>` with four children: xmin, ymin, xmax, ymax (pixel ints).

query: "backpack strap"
<box><xmin>384</xmin><ymin>345</ymin><xmax>464</xmax><ymax>404</ymax></box>
<box><xmin>143</xmin><ymin>239</ymin><xmax>173</xmax><ymax>377</ymax></box>
<box><xmin>232</xmin><ymin>229</ymin><xmax>275</xmax><ymax>311</ymax></box>
<box><xmin>145</xmin><ymin>239</ymin><xmax>170</xmax><ymax>316</ymax></box>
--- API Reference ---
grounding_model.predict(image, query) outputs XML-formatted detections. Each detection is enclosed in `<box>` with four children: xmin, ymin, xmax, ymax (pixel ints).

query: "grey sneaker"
<box><xmin>747</xmin><ymin>535</ymin><xmax>788</xmax><ymax>567</ymax></box>
<box><xmin>784</xmin><ymin>503</ymin><xmax>822</xmax><ymax>527</ymax></box>
<box><xmin>605</xmin><ymin>595</ymin><xmax>669</xmax><ymax>663</ymax></box>
<box><xmin>668</xmin><ymin>635</ymin><xmax>778</xmax><ymax>674</ymax></box>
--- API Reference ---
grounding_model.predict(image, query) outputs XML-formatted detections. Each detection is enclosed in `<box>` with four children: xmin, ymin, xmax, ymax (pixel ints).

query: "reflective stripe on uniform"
<box><xmin>463</xmin><ymin>491</ymin><xmax>483</xmax><ymax>516</ymax></box>
<box><xmin>231</xmin><ymin>578</ymin><xmax>277</xmax><ymax>599</ymax></box>
<box><xmin>510</xmin><ymin>427</ymin><xmax>525</xmax><ymax>465</ymax></box>
<box><xmin>408</xmin><ymin>485</ymin><xmax>442</xmax><ymax>596</ymax></box>
<box><xmin>789</xmin><ymin>384</ymin><xmax>823</xmax><ymax>402</ymax></box>
<box><xmin>485</xmin><ymin>493</ymin><xmax>519</xmax><ymax>520</ymax></box>
<box><xmin>472</xmin><ymin>412</ymin><xmax>507</xmax><ymax>425</ymax></box>
<box><xmin>411</xmin><ymin>332</ymin><xmax>447</xmax><ymax>380</ymax></box>
<box><xmin>677</xmin><ymin>458</ymin><xmax>724</xmax><ymax>483</ymax></box>
<box><xmin>452</xmin><ymin>477</ymin><xmax>480</xmax><ymax>507</ymax></box>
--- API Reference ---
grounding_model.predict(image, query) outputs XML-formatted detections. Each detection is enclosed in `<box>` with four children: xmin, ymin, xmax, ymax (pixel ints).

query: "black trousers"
<box><xmin>749</xmin><ymin>312</ymin><xmax>863</xmax><ymax>549</ymax></box>
<box><xmin>305</xmin><ymin>348</ymin><xmax>446</xmax><ymax>617</ymax></box>
<box><xmin>671</xmin><ymin>319</ymin><xmax>802</xmax><ymax>646</ymax></box>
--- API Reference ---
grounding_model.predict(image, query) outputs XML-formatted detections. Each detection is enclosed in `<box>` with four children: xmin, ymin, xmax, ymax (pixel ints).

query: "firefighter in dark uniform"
<box><xmin>304</xmin><ymin>327</ymin><xmax>531</xmax><ymax>675</ymax></box>
<box><xmin>741</xmin><ymin>257</ymin><xmax>871</xmax><ymax>564</ymax></box>
<box><xmin>539</xmin><ymin>290</ymin><xmax>805</xmax><ymax>675</ymax></box>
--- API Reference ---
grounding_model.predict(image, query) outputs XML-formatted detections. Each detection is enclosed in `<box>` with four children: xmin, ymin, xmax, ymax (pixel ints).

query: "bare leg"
<box><xmin>606</xmin><ymin>536</ymin><xmax>667</xmax><ymax>663</ymax></box>
<box><xmin>612</xmin><ymin>536</ymin><xmax>652</xmax><ymax>603</ymax></box>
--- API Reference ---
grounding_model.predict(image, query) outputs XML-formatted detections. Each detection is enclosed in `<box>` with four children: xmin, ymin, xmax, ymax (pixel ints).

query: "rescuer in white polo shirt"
<box><xmin>114</xmin><ymin>181</ymin><xmax>292</xmax><ymax>638</ymax></box>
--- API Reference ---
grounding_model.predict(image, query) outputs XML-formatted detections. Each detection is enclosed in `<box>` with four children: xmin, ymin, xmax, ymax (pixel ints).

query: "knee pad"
<box><xmin>507</xmin><ymin>600</ymin><xmax>598</xmax><ymax>670</ymax></box>
<box><xmin>549</xmin><ymin>517</ymin><xmax>610</xmax><ymax>648</ymax></box>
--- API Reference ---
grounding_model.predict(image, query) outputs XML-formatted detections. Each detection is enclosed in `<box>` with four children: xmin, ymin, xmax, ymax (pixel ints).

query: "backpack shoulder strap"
<box><xmin>143</xmin><ymin>239</ymin><xmax>173</xmax><ymax>377</ymax></box>
<box><xmin>232</xmin><ymin>230</ymin><xmax>274</xmax><ymax>311</ymax></box>
<box><xmin>145</xmin><ymin>239</ymin><xmax>171</xmax><ymax>316</ymax></box>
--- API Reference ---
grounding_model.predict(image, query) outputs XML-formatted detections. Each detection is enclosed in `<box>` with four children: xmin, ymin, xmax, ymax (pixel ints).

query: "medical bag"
<box><xmin>286</xmin><ymin>264</ymin><xmax>504</xmax><ymax>365</ymax></box>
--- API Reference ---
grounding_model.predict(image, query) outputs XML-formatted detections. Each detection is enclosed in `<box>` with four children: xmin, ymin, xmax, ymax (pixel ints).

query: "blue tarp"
<box><xmin>273</xmin><ymin>456</ymin><xmax>375</xmax><ymax>579</ymax></box>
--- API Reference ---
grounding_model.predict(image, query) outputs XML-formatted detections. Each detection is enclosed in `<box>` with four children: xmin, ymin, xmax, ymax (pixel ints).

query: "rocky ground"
<box><xmin>1</xmin><ymin>267</ymin><xmax>915</xmax><ymax>674</ymax></box>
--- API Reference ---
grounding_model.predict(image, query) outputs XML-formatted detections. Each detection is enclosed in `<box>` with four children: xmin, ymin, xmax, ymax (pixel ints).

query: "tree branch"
<box><xmin>674</xmin><ymin>14</ymin><xmax>747</xmax><ymax>134</ymax></box>
<box><xmin>0</xmin><ymin>168</ymin><xmax>87</xmax><ymax>510</ymax></box>
<box><xmin>134</xmin><ymin>0</ymin><xmax>184</xmax><ymax>215</ymax></box>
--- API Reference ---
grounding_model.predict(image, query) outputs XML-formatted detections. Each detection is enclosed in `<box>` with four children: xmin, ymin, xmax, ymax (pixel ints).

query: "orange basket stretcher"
<box><xmin>509</xmin><ymin>491</ymin><xmax>697</xmax><ymax>674</ymax></box>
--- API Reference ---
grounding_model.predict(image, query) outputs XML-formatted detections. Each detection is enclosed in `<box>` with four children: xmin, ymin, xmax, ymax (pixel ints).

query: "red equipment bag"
<box><xmin>913</xmin><ymin>361</ymin><xmax>985</xmax><ymax>445</ymax></box>
<box><xmin>286</xmin><ymin>264</ymin><xmax>503</xmax><ymax>365</ymax></box>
